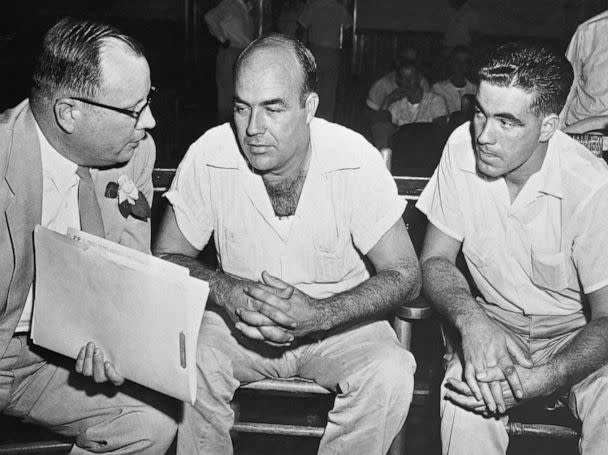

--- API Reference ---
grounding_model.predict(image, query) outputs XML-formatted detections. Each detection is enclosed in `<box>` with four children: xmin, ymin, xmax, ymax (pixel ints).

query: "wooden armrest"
<box><xmin>241</xmin><ymin>378</ymin><xmax>331</xmax><ymax>395</ymax></box>
<box><xmin>395</xmin><ymin>295</ymin><xmax>432</xmax><ymax>320</ymax></box>
<box><xmin>506</xmin><ymin>422</ymin><xmax>578</xmax><ymax>439</ymax></box>
<box><xmin>0</xmin><ymin>441</ymin><xmax>73</xmax><ymax>454</ymax></box>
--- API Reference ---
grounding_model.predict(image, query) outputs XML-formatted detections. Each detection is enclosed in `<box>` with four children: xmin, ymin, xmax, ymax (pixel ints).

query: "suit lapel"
<box><xmin>0</xmin><ymin>104</ymin><xmax>41</xmax><ymax>344</ymax></box>
<box><xmin>5</xmin><ymin>106</ymin><xmax>43</xmax><ymax>240</ymax></box>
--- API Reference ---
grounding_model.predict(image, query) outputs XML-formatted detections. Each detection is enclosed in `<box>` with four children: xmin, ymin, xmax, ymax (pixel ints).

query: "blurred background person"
<box><xmin>560</xmin><ymin>9</ymin><xmax>608</xmax><ymax>133</ymax></box>
<box><xmin>366</xmin><ymin>47</ymin><xmax>430</xmax><ymax>112</ymax></box>
<box><xmin>431</xmin><ymin>47</ymin><xmax>476</xmax><ymax>114</ymax></box>
<box><xmin>204</xmin><ymin>0</ymin><xmax>255</xmax><ymax>124</ymax></box>
<box><xmin>297</xmin><ymin>0</ymin><xmax>352</xmax><ymax>121</ymax></box>
<box><xmin>443</xmin><ymin>0</ymin><xmax>480</xmax><ymax>50</ymax></box>
<box><xmin>370</xmin><ymin>58</ymin><xmax>448</xmax><ymax>149</ymax></box>
<box><xmin>431</xmin><ymin>46</ymin><xmax>477</xmax><ymax>126</ymax></box>
<box><xmin>277</xmin><ymin>0</ymin><xmax>306</xmax><ymax>39</ymax></box>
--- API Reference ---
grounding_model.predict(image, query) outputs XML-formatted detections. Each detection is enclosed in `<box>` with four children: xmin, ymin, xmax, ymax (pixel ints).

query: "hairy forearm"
<box><xmin>157</xmin><ymin>253</ymin><xmax>245</xmax><ymax>315</ymax></box>
<box><xmin>422</xmin><ymin>256</ymin><xmax>487</xmax><ymax>332</ymax></box>
<box><xmin>315</xmin><ymin>260</ymin><xmax>420</xmax><ymax>331</ymax></box>
<box><xmin>535</xmin><ymin>316</ymin><xmax>608</xmax><ymax>396</ymax></box>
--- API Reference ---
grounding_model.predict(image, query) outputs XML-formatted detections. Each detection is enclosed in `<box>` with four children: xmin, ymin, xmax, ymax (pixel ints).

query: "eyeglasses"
<box><xmin>70</xmin><ymin>86</ymin><xmax>156</xmax><ymax>122</ymax></box>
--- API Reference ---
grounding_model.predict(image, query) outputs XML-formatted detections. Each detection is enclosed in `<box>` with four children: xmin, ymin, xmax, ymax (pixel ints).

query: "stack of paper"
<box><xmin>32</xmin><ymin>226</ymin><xmax>208</xmax><ymax>404</ymax></box>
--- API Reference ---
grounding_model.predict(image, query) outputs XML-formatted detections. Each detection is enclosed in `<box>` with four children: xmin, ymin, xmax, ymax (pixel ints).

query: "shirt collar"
<box><xmin>455</xmin><ymin>124</ymin><xmax>563</xmax><ymax>199</ymax></box>
<box><xmin>534</xmin><ymin>132</ymin><xmax>562</xmax><ymax>199</ymax></box>
<box><xmin>35</xmin><ymin>121</ymin><xmax>79</xmax><ymax>192</ymax></box>
<box><xmin>205</xmin><ymin>118</ymin><xmax>362</xmax><ymax>174</ymax></box>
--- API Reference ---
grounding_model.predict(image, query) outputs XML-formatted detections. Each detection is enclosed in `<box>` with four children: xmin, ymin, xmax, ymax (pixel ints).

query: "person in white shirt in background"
<box><xmin>443</xmin><ymin>0</ymin><xmax>481</xmax><ymax>50</ymax></box>
<box><xmin>432</xmin><ymin>46</ymin><xmax>476</xmax><ymax>115</ymax></box>
<box><xmin>560</xmin><ymin>9</ymin><xmax>608</xmax><ymax>133</ymax></box>
<box><xmin>297</xmin><ymin>0</ymin><xmax>352</xmax><ymax>121</ymax></box>
<box><xmin>370</xmin><ymin>57</ymin><xmax>448</xmax><ymax>149</ymax></box>
<box><xmin>204</xmin><ymin>0</ymin><xmax>255</xmax><ymax>123</ymax></box>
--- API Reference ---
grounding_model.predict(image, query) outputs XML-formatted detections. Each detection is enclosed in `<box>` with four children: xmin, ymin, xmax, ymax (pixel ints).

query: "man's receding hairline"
<box><xmin>239</xmin><ymin>41</ymin><xmax>298</xmax><ymax>71</ymax></box>
<box><xmin>238</xmin><ymin>42</ymin><xmax>304</xmax><ymax>86</ymax></box>
<box><xmin>99</xmin><ymin>36</ymin><xmax>142</xmax><ymax>57</ymax></box>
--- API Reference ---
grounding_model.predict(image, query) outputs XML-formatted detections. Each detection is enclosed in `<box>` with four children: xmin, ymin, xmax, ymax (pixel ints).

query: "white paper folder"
<box><xmin>32</xmin><ymin>226</ymin><xmax>208</xmax><ymax>404</ymax></box>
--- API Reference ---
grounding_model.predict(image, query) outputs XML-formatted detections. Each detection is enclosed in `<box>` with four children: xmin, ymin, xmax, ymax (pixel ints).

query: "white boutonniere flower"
<box><xmin>104</xmin><ymin>175</ymin><xmax>151</xmax><ymax>221</ymax></box>
<box><xmin>117</xmin><ymin>175</ymin><xmax>140</xmax><ymax>205</ymax></box>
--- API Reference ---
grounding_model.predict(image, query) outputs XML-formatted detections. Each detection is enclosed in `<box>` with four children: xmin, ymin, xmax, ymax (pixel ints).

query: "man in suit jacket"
<box><xmin>0</xmin><ymin>18</ymin><xmax>176</xmax><ymax>453</ymax></box>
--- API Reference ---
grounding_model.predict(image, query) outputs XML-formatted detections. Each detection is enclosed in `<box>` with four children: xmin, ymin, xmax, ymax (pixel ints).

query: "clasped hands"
<box><xmin>231</xmin><ymin>271</ymin><xmax>320</xmax><ymax>347</ymax></box>
<box><xmin>444</xmin><ymin>316</ymin><xmax>535</xmax><ymax>416</ymax></box>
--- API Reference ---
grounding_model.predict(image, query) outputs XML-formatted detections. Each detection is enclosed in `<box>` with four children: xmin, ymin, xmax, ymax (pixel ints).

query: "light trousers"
<box><xmin>0</xmin><ymin>335</ymin><xmax>177</xmax><ymax>454</ymax></box>
<box><xmin>177</xmin><ymin>310</ymin><xmax>416</xmax><ymax>455</ymax></box>
<box><xmin>440</xmin><ymin>305</ymin><xmax>608</xmax><ymax>455</ymax></box>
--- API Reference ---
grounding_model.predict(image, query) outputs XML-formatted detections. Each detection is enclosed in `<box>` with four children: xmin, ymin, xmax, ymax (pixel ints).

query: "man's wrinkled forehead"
<box><xmin>237</xmin><ymin>46</ymin><xmax>304</xmax><ymax>96</ymax></box>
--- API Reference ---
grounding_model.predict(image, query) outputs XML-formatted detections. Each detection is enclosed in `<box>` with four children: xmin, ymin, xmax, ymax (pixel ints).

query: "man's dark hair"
<box><xmin>395</xmin><ymin>57</ymin><xmax>419</xmax><ymax>73</ymax></box>
<box><xmin>477</xmin><ymin>42</ymin><xmax>573</xmax><ymax>117</ymax></box>
<box><xmin>235</xmin><ymin>33</ymin><xmax>317</xmax><ymax>106</ymax></box>
<box><xmin>31</xmin><ymin>18</ymin><xmax>145</xmax><ymax>101</ymax></box>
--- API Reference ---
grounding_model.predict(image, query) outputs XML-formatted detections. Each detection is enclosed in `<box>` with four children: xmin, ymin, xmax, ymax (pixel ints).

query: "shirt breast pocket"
<box><xmin>220</xmin><ymin>228</ymin><xmax>254</xmax><ymax>278</ymax></box>
<box><xmin>311</xmin><ymin>229</ymin><xmax>348</xmax><ymax>283</ymax></box>
<box><xmin>530</xmin><ymin>249</ymin><xmax>571</xmax><ymax>292</ymax></box>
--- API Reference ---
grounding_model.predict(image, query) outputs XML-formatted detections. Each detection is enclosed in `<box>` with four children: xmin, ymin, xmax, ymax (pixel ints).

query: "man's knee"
<box><xmin>570</xmin><ymin>362</ymin><xmax>608</xmax><ymax>417</ymax></box>
<box><xmin>74</xmin><ymin>404</ymin><xmax>177</xmax><ymax>453</ymax></box>
<box><xmin>139</xmin><ymin>407</ymin><xmax>178</xmax><ymax>448</ymax></box>
<box><xmin>361</xmin><ymin>345</ymin><xmax>416</xmax><ymax>403</ymax></box>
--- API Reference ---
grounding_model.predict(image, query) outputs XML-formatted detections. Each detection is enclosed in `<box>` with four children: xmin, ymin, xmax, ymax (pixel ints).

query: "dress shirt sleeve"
<box><xmin>367</xmin><ymin>78</ymin><xmax>387</xmax><ymax>111</ymax></box>
<box><xmin>430</xmin><ymin>93</ymin><xmax>449</xmax><ymax>119</ymax></box>
<box><xmin>164</xmin><ymin>144</ymin><xmax>214</xmax><ymax>251</ymax></box>
<box><xmin>559</xmin><ymin>28</ymin><xmax>582</xmax><ymax>127</ymax></box>
<box><xmin>571</xmin><ymin>184</ymin><xmax>608</xmax><ymax>294</ymax></box>
<box><xmin>350</xmin><ymin>149</ymin><xmax>406</xmax><ymax>255</ymax></box>
<box><xmin>416</xmin><ymin>138</ymin><xmax>465</xmax><ymax>241</ymax></box>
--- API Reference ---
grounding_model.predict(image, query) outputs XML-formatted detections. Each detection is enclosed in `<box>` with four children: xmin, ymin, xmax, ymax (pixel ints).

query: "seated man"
<box><xmin>418</xmin><ymin>42</ymin><xmax>608</xmax><ymax>455</ymax></box>
<box><xmin>366</xmin><ymin>47</ymin><xmax>431</xmax><ymax>112</ymax></box>
<box><xmin>370</xmin><ymin>58</ymin><xmax>448</xmax><ymax>149</ymax></box>
<box><xmin>431</xmin><ymin>46</ymin><xmax>477</xmax><ymax>118</ymax></box>
<box><xmin>154</xmin><ymin>34</ymin><xmax>421</xmax><ymax>455</ymax></box>
<box><xmin>0</xmin><ymin>18</ymin><xmax>176</xmax><ymax>452</ymax></box>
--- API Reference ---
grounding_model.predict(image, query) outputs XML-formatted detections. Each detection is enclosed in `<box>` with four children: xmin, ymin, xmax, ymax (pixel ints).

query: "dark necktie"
<box><xmin>76</xmin><ymin>166</ymin><xmax>105</xmax><ymax>238</ymax></box>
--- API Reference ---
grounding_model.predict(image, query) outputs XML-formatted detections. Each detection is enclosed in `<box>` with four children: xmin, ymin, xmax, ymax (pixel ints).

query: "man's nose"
<box><xmin>137</xmin><ymin>105</ymin><xmax>156</xmax><ymax>130</ymax></box>
<box><xmin>246</xmin><ymin>108</ymin><xmax>265</xmax><ymax>136</ymax></box>
<box><xmin>476</xmin><ymin>120</ymin><xmax>494</xmax><ymax>145</ymax></box>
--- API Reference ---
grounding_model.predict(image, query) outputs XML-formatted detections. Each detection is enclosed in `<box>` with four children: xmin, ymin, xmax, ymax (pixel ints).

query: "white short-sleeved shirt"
<box><xmin>204</xmin><ymin>0</ymin><xmax>253</xmax><ymax>49</ymax></box>
<box><xmin>560</xmin><ymin>10</ymin><xmax>608</xmax><ymax>128</ymax></box>
<box><xmin>366</xmin><ymin>72</ymin><xmax>431</xmax><ymax>111</ymax></box>
<box><xmin>388</xmin><ymin>91</ymin><xmax>448</xmax><ymax>126</ymax></box>
<box><xmin>417</xmin><ymin>123</ymin><xmax>608</xmax><ymax>316</ymax></box>
<box><xmin>165</xmin><ymin>118</ymin><xmax>405</xmax><ymax>299</ymax></box>
<box><xmin>431</xmin><ymin>79</ymin><xmax>477</xmax><ymax>114</ymax></box>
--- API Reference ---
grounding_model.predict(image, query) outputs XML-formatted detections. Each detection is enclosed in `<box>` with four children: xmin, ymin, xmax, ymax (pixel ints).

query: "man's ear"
<box><xmin>539</xmin><ymin>113</ymin><xmax>559</xmax><ymax>143</ymax></box>
<box><xmin>305</xmin><ymin>92</ymin><xmax>319</xmax><ymax>124</ymax></box>
<box><xmin>54</xmin><ymin>98</ymin><xmax>80</xmax><ymax>134</ymax></box>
